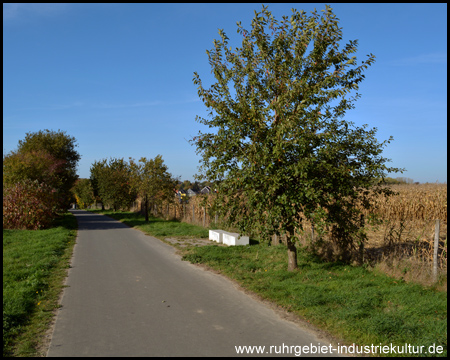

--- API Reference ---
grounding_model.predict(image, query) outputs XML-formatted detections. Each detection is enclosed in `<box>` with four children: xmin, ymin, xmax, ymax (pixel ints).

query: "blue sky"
<box><xmin>3</xmin><ymin>3</ymin><xmax>447</xmax><ymax>183</ymax></box>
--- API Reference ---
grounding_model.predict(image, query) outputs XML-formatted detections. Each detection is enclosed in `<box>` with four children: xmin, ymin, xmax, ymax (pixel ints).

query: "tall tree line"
<box><xmin>86</xmin><ymin>155</ymin><xmax>176</xmax><ymax>218</ymax></box>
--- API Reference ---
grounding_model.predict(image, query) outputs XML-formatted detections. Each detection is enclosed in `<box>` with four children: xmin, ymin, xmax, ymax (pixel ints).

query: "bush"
<box><xmin>3</xmin><ymin>180</ymin><xmax>60</xmax><ymax>230</ymax></box>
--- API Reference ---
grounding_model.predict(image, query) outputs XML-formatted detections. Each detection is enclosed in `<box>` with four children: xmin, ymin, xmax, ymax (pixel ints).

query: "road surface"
<box><xmin>47</xmin><ymin>210</ymin><xmax>337</xmax><ymax>356</ymax></box>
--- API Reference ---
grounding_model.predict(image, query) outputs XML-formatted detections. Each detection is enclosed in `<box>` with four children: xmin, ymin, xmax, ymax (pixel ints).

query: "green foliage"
<box><xmin>3</xmin><ymin>150</ymin><xmax>65</xmax><ymax>189</ymax></box>
<box><xmin>89</xmin><ymin>159</ymin><xmax>106</xmax><ymax>207</ymax></box>
<box><xmin>90</xmin><ymin>158</ymin><xmax>137</xmax><ymax>211</ymax></box>
<box><xmin>16</xmin><ymin>129</ymin><xmax>80</xmax><ymax>169</ymax></box>
<box><xmin>71</xmin><ymin>178</ymin><xmax>95</xmax><ymax>209</ymax></box>
<box><xmin>192</xmin><ymin>5</ymin><xmax>403</xmax><ymax>266</ymax></box>
<box><xmin>3</xmin><ymin>129</ymin><xmax>80</xmax><ymax>209</ymax></box>
<box><xmin>3</xmin><ymin>180</ymin><xmax>60</xmax><ymax>230</ymax></box>
<box><xmin>128</xmin><ymin>155</ymin><xmax>176</xmax><ymax>220</ymax></box>
<box><xmin>382</xmin><ymin>177</ymin><xmax>415</xmax><ymax>185</ymax></box>
<box><xmin>395</xmin><ymin>177</ymin><xmax>414</xmax><ymax>184</ymax></box>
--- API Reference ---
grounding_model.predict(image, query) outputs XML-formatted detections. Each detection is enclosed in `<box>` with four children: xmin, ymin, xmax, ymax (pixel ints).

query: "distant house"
<box><xmin>187</xmin><ymin>189</ymin><xmax>197</xmax><ymax>197</ymax></box>
<box><xmin>200</xmin><ymin>186</ymin><xmax>211</xmax><ymax>194</ymax></box>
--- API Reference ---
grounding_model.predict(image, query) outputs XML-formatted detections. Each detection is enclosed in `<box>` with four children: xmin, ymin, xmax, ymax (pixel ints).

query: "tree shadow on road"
<box><xmin>70</xmin><ymin>210</ymin><xmax>132</xmax><ymax>231</ymax></box>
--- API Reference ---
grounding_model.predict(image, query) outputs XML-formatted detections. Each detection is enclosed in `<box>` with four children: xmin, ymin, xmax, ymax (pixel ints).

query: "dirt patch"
<box><xmin>163</xmin><ymin>237</ymin><xmax>227</xmax><ymax>248</ymax></box>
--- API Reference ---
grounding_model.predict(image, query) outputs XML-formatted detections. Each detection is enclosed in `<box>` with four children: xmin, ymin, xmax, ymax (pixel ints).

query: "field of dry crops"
<box><xmin>360</xmin><ymin>184</ymin><xmax>447</xmax><ymax>286</ymax></box>
<box><xmin>362</xmin><ymin>184</ymin><xmax>447</xmax><ymax>248</ymax></box>
<box><xmin>364</xmin><ymin>183</ymin><xmax>447</xmax><ymax>223</ymax></box>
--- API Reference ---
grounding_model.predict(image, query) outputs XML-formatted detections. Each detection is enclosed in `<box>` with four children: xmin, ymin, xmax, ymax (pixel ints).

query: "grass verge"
<box><xmin>3</xmin><ymin>212</ymin><xmax>77</xmax><ymax>357</ymax></box>
<box><xmin>89</xmin><ymin>209</ymin><xmax>447</xmax><ymax>357</ymax></box>
<box><xmin>87</xmin><ymin>209</ymin><xmax>209</xmax><ymax>241</ymax></box>
<box><xmin>181</xmin><ymin>244</ymin><xmax>447</xmax><ymax>357</ymax></box>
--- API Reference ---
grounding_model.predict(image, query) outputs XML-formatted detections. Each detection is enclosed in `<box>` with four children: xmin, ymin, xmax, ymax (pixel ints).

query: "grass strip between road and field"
<box><xmin>91</xmin><ymin>209</ymin><xmax>447</xmax><ymax>357</ymax></box>
<box><xmin>3</xmin><ymin>212</ymin><xmax>77</xmax><ymax>357</ymax></box>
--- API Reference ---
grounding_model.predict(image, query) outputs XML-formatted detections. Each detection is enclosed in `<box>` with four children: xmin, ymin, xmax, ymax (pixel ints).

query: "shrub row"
<box><xmin>3</xmin><ymin>180</ymin><xmax>62</xmax><ymax>230</ymax></box>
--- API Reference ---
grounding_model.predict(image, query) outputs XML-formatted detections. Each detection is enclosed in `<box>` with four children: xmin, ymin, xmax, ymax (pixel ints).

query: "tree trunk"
<box><xmin>144</xmin><ymin>195</ymin><xmax>149</xmax><ymax>222</ymax></box>
<box><xmin>286</xmin><ymin>228</ymin><xmax>298</xmax><ymax>271</ymax></box>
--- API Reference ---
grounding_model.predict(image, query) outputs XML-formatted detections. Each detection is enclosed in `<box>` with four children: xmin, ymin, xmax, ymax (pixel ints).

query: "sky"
<box><xmin>3</xmin><ymin>3</ymin><xmax>447</xmax><ymax>183</ymax></box>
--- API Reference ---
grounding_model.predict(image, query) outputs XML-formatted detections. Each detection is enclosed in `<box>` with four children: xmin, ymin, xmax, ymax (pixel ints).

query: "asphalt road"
<box><xmin>47</xmin><ymin>210</ymin><xmax>337</xmax><ymax>357</ymax></box>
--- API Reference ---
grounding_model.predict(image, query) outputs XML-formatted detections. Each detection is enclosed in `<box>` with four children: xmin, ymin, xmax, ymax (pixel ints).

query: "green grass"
<box><xmin>88</xmin><ymin>209</ymin><xmax>447</xmax><ymax>356</ymax></box>
<box><xmin>88</xmin><ymin>209</ymin><xmax>210</xmax><ymax>240</ymax></box>
<box><xmin>3</xmin><ymin>213</ymin><xmax>77</xmax><ymax>357</ymax></box>
<box><xmin>181</xmin><ymin>244</ymin><xmax>447</xmax><ymax>357</ymax></box>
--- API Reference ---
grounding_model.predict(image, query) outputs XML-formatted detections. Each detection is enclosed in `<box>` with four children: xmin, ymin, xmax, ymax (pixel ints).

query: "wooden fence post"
<box><xmin>192</xmin><ymin>204</ymin><xmax>195</xmax><ymax>224</ymax></box>
<box><xmin>359</xmin><ymin>214</ymin><xmax>365</xmax><ymax>265</ymax></box>
<box><xmin>280</xmin><ymin>233</ymin><xmax>287</xmax><ymax>246</ymax></box>
<box><xmin>272</xmin><ymin>234</ymin><xmax>279</xmax><ymax>246</ymax></box>
<box><xmin>433</xmin><ymin>219</ymin><xmax>440</xmax><ymax>282</ymax></box>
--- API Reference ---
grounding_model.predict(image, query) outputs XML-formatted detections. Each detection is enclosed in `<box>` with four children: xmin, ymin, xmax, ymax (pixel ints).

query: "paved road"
<box><xmin>47</xmin><ymin>210</ymin><xmax>337</xmax><ymax>357</ymax></box>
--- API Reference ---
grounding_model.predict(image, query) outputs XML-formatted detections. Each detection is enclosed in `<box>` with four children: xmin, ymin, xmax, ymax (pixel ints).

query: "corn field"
<box><xmin>362</xmin><ymin>184</ymin><xmax>447</xmax><ymax>276</ymax></box>
<box><xmin>363</xmin><ymin>183</ymin><xmax>447</xmax><ymax>223</ymax></box>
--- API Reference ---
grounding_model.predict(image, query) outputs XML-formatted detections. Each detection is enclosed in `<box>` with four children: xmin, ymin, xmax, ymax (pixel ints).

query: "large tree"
<box><xmin>192</xmin><ymin>5</ymin><xmax>403</xmax><ymax>270</ymax></box>
<box><xmin>3</xmin><ymin>129</ymin><xmax>80</xmax><ymax>209</ymax></box>
<box><xmin>90</xmin><ymin>158</ymin><xmax>107</xmax><ymax>210</ymax></box>
<box><xmin>92</xmin><ymin>158</ymin><xmax>137</xmax><ymax>212</ymax></box>
<box><xmin>3</xmin><ymin>149</ymin><xmax>66</xmax><ymax>191</ymax></box>
<box><xmin>129</xmin><ymin>155</ymin><xmax>176</xmax><ymax>222</ymax></box>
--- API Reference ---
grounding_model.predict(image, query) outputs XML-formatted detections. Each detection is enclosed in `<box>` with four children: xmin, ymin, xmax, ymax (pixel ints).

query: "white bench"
<box><xmin>209</xmin><ymin>230</ymin><xmax>227</xmax><ymax>243</ymax></box>
<box><xmin>222</xmin><ymin>232</ymin><xmax>249</xmax><ymax>246</ymax></box>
